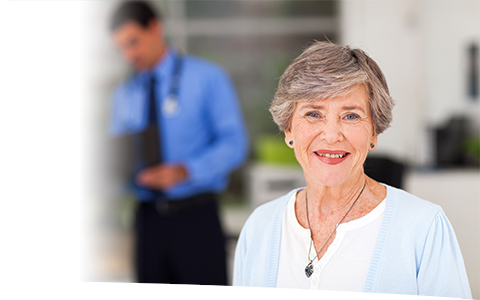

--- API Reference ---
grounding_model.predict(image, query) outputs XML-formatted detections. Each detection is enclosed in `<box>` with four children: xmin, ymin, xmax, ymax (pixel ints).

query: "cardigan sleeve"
<box><xmin>232</xmin><ymin>192</ymin><xmax>293</xmax><ymax>287</ymax></box>
<box><xmin>417</xmin><ymin>212</ymin><xmax>472</xmax><ymax>298</ymax></box>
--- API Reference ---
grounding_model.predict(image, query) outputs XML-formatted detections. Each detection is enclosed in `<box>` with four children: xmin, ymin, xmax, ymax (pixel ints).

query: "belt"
<box><xmin>139</xmin><ymin>193</ymin><xmax>217</xmax><ymax>216</ymax></box>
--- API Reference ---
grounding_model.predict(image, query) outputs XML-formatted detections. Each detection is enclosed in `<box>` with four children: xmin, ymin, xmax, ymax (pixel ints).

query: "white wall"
<box><xmin>422</xmin><ymin>1</ymin><xmax>480</xmax><ymax>126</ymax></box>
<box><xmin>340</xmin><ymin>0</ymin><xmax>480</xmax><ymax>165</ymax></box>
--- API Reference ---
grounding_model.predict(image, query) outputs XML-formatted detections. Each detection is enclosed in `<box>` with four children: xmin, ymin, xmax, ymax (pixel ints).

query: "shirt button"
<box><xmin>311</xmin><ymin>278</ymin><xmax>319</xmax><ymax>285</ymax></box>
<box><xmin>314</xmin><ymin>265</ymin><xmax>321</xmax><ymax>272</ymax></box>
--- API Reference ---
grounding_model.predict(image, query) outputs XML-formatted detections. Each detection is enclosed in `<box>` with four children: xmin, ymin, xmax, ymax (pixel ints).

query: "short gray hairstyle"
<box><xmin>270</xmin><ymin>41</ymin><xmax>394</xmax><ymax>134</ymax></box>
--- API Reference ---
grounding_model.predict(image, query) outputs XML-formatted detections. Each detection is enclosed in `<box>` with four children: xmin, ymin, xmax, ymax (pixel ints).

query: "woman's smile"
<box><xmin>314</xmin><ymin>150</ymin><xmax>350</xmax><ymax>165</ymax></box>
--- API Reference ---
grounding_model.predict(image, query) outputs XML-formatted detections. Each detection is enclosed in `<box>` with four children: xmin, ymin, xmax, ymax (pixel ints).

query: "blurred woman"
<box><xmin>6</xmin><ymin>53</ymin><xmax>85</xmax><ymax>281</ymax></box>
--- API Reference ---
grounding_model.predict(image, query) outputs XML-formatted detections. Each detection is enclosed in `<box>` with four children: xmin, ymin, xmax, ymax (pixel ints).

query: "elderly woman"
<box><xmin>233</xmin><ymin>41</ymin><xmax>471</xmax><ymax>298</ymax></box>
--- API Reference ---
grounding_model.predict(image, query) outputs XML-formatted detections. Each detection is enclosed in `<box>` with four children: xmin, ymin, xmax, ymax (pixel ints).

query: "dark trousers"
<box><xmin>134</xmin><ymin>195</ymin><xmax>228</xmax><ymax>285</ymax></box>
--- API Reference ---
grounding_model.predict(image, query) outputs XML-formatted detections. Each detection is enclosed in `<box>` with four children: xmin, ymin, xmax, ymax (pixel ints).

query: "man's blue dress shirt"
<box><xmin>110</xmin><ymin>49</ymin><xmax>248</xmax><ymax>201</ymax></box>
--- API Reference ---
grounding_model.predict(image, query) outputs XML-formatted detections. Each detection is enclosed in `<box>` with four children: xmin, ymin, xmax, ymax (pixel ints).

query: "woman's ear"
<box><xmin>284</xmin><ymin>130</ymin><xmax>294</xmax><ymax>148</ymax></box>
<box><xmin>369</xmin><ymin>134</ymin><xmax>378</xmax><ymax>151</ymax></box>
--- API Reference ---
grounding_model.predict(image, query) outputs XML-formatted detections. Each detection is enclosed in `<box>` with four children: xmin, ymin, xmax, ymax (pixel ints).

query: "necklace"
<box><xmin>304</xmin><ymin>181</ymin><xmax>366</xmax><ymax>278</ymax></box>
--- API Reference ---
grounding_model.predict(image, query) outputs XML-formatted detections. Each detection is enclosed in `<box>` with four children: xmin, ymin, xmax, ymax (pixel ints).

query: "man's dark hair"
<box><xmin>110</xmin><ymin>1</ymin><xmax>162</xmax><ymax>32</ymax></box>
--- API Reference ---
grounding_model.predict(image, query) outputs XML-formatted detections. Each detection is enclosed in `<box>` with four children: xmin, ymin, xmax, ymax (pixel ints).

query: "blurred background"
<box><xmin>84</xmin><ymin>0</ymin><xmax>479</xmax><ymax>298</ymax></box>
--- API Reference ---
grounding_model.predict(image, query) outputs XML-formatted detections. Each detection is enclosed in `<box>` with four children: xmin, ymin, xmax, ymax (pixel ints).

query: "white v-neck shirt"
<box><xmin>276</xmin><ymin>190</ymin><xmax>386</xmax><ymax>291</ymax></box>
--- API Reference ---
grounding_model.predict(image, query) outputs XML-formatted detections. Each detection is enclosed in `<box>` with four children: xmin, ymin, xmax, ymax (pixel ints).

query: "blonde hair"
<box><xmin>270</xmin><ymin>41</ymin><xmax>394</xmax><ymax>134</ymax></box>
<box><xmin>13</xmin><ymin>52</ymin><xmax>61</xmax><ymax>112</ymax></box>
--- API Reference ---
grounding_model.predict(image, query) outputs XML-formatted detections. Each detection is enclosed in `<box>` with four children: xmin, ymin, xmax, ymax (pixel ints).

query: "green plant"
<box><xmin>255</xmin><ymin>134</ymin><xmax>298</xmax><ymax>165</ymax></box>
<box><xmin>463</xmin><ymin>137</ymin><xmax>480</xmax><ymax>163</ymax></box>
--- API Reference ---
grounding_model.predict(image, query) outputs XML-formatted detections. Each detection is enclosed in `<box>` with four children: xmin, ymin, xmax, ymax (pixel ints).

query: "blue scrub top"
<box><xmin>110</xmin><ymin>49</ymin><xmax>249</xmax><ymax>201</ymax></box>
<box><xmin>6</xmin><ymin>117</ymin><xmax>85</xmax><ymax>282</ymax></box>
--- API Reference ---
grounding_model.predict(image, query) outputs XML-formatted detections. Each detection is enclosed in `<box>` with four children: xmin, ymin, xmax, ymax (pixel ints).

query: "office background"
<box><xmin>6</xmin><ymin>0</ymin><xmax>480</xmax><ymax>297</ymax></box>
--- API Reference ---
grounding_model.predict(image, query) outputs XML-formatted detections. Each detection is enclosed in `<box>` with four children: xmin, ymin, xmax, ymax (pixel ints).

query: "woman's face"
<box><xmin>20</xmin><ymin>66</ymin><xmax>64</xmax><ymax>117</ymax></box>
<box><xmin>285</xmin><ymin>85</ymin><xmax>377</xmax><ymax>188</ymax></box>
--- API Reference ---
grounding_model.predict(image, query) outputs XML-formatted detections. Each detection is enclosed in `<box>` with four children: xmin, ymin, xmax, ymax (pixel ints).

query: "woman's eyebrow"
<box><xmin>298</xmin><ymin>104</ymin><xmax>366</xmax><ymax>113</ymax></box>
<box><xmin>298</xmin><ymin>104</ymin><xmax>324</xmax><ymax>110</ymax></box>
<box><xmin>342</xmin><ymin>105</ymin><xmax>366</xmax><ymax>113</ymax></box>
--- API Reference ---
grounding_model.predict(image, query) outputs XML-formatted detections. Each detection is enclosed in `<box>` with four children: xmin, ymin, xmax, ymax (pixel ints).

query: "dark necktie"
<box><xmin>148</xmin><ymin>74</ymin><xmax>162</xmax><ymax>163</ymax></box>
<box><xmin>148</xmin><ymin>74</ymin><xmax>163</xmax><ymax>199</ymax></box>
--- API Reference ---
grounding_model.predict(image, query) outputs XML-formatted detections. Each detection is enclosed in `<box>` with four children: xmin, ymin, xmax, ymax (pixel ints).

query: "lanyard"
<box><xmin>169</xmin><ymin>52</ymin><xmax>183</xmax><ymax>99</ymax></box>
<box><xmin>162</xmin><ymin>52</ymin><xmax>183</xmax><ymax>117</ymax></box>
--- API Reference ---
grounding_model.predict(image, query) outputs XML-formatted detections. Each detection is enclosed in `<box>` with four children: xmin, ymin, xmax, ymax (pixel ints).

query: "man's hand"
<box><xmin>136</xmin><ymin>164</ymin><xmax>188</xmax><ymax>190</ymax></box>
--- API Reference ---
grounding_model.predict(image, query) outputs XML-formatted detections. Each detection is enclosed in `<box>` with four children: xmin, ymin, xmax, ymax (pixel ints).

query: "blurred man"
<box><xmin>109</xmin><ymin>1</ymin><xmax>248</xmax><ymax>285</ymax></box>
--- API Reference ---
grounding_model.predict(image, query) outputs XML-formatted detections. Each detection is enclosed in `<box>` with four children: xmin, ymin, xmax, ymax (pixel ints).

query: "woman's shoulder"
<box><xmin>384</xmin><ymin>184</ymin><xmax>446</xmax><ymax>227</ymax></box>
<box><xmin>386</xmin><ymin>184</ymin><xmax>443</xmax><ymax>212</ymax></box>
<box><xmin>379</xmin><ymin>185</ymin><xmax>453</xmax><ymax>256</ymax></box>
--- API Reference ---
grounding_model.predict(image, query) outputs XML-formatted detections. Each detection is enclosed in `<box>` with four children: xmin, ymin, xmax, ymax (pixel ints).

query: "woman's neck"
<box><xmin>295</xmin><ymin>174</ymin><xmax>387</xmax><ymax>231</ymax></box>
<box><xmin>304</xmin><ymin>174</ymin><xmax>367</xmax><ymax>216</ymax></box>
<box><xmin>21</xmin><ymin>108</ymin><xmax>49</xmax><ymax>137</ymax></box>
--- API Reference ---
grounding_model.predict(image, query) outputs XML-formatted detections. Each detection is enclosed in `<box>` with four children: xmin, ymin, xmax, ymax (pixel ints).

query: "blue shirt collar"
<box><xmin>134</xmin><ymin>47</ymin><xmax>177</xmax><ymax>81</ymax></box>
<box><xmin>152</xmin><ymin>47</ymin><xmax>178</xmax><ymax>80</ymax></box>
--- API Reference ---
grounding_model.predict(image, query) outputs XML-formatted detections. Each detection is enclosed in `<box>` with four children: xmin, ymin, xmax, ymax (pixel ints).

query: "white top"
<box><xmin>276</xmin><ymin>190</ymin><xmax>386</xmax><ymax>291</ymax></box>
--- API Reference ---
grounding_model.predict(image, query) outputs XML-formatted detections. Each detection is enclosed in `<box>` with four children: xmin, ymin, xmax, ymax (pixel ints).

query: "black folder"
<box><xmin>79</xmin><ymin>126</ymin><xmax>159</xmax><ymax>191</ymax></box>
<box><xmin>6</xmin><ymin>137</ymin><xmax>57</xmax><ymax>191</ymax></box>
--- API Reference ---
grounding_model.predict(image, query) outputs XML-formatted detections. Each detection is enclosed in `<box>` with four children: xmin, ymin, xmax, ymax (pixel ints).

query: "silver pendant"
<box><xmin>305</xmin><ymin>261</ymin><xmax>314</xmax><ymax>278</ymax></box>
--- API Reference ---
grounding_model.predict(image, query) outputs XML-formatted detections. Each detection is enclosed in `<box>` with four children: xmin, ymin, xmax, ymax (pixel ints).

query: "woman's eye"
<box><xmin>306</xmin><ymin>111</ymin><xmax>320</xmax><ymax>118</ymax></box>
<box><xmin>344</xmin><ymin>113</ymin><xmax>359</xmax><ymax>120</ymax></box>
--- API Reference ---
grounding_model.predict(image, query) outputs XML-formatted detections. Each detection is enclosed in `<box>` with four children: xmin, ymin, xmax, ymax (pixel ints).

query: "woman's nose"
<box><xmin>320</xmin><ymin>119</ymin><xmax>343</xmax><ymax>144</ymax></box>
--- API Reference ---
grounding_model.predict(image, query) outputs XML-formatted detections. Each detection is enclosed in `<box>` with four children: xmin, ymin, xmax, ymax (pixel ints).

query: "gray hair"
<box><xmin>270</xmin><ymin>41</ymin><xmax>394</xmax><ymax>134</ymax></box>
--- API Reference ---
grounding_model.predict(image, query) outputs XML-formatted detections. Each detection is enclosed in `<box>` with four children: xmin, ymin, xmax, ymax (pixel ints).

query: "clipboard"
<box><xmin>6</xmin><ymin>137</ymin><xmax>57</xmax><ymax>192</ymax></box>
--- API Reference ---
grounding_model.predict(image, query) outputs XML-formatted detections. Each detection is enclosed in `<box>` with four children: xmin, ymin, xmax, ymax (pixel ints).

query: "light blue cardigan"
<box><xmin>233</xmin><ymin>185</ymin><xmax>472</xmax><ymax>298</ymax></box>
